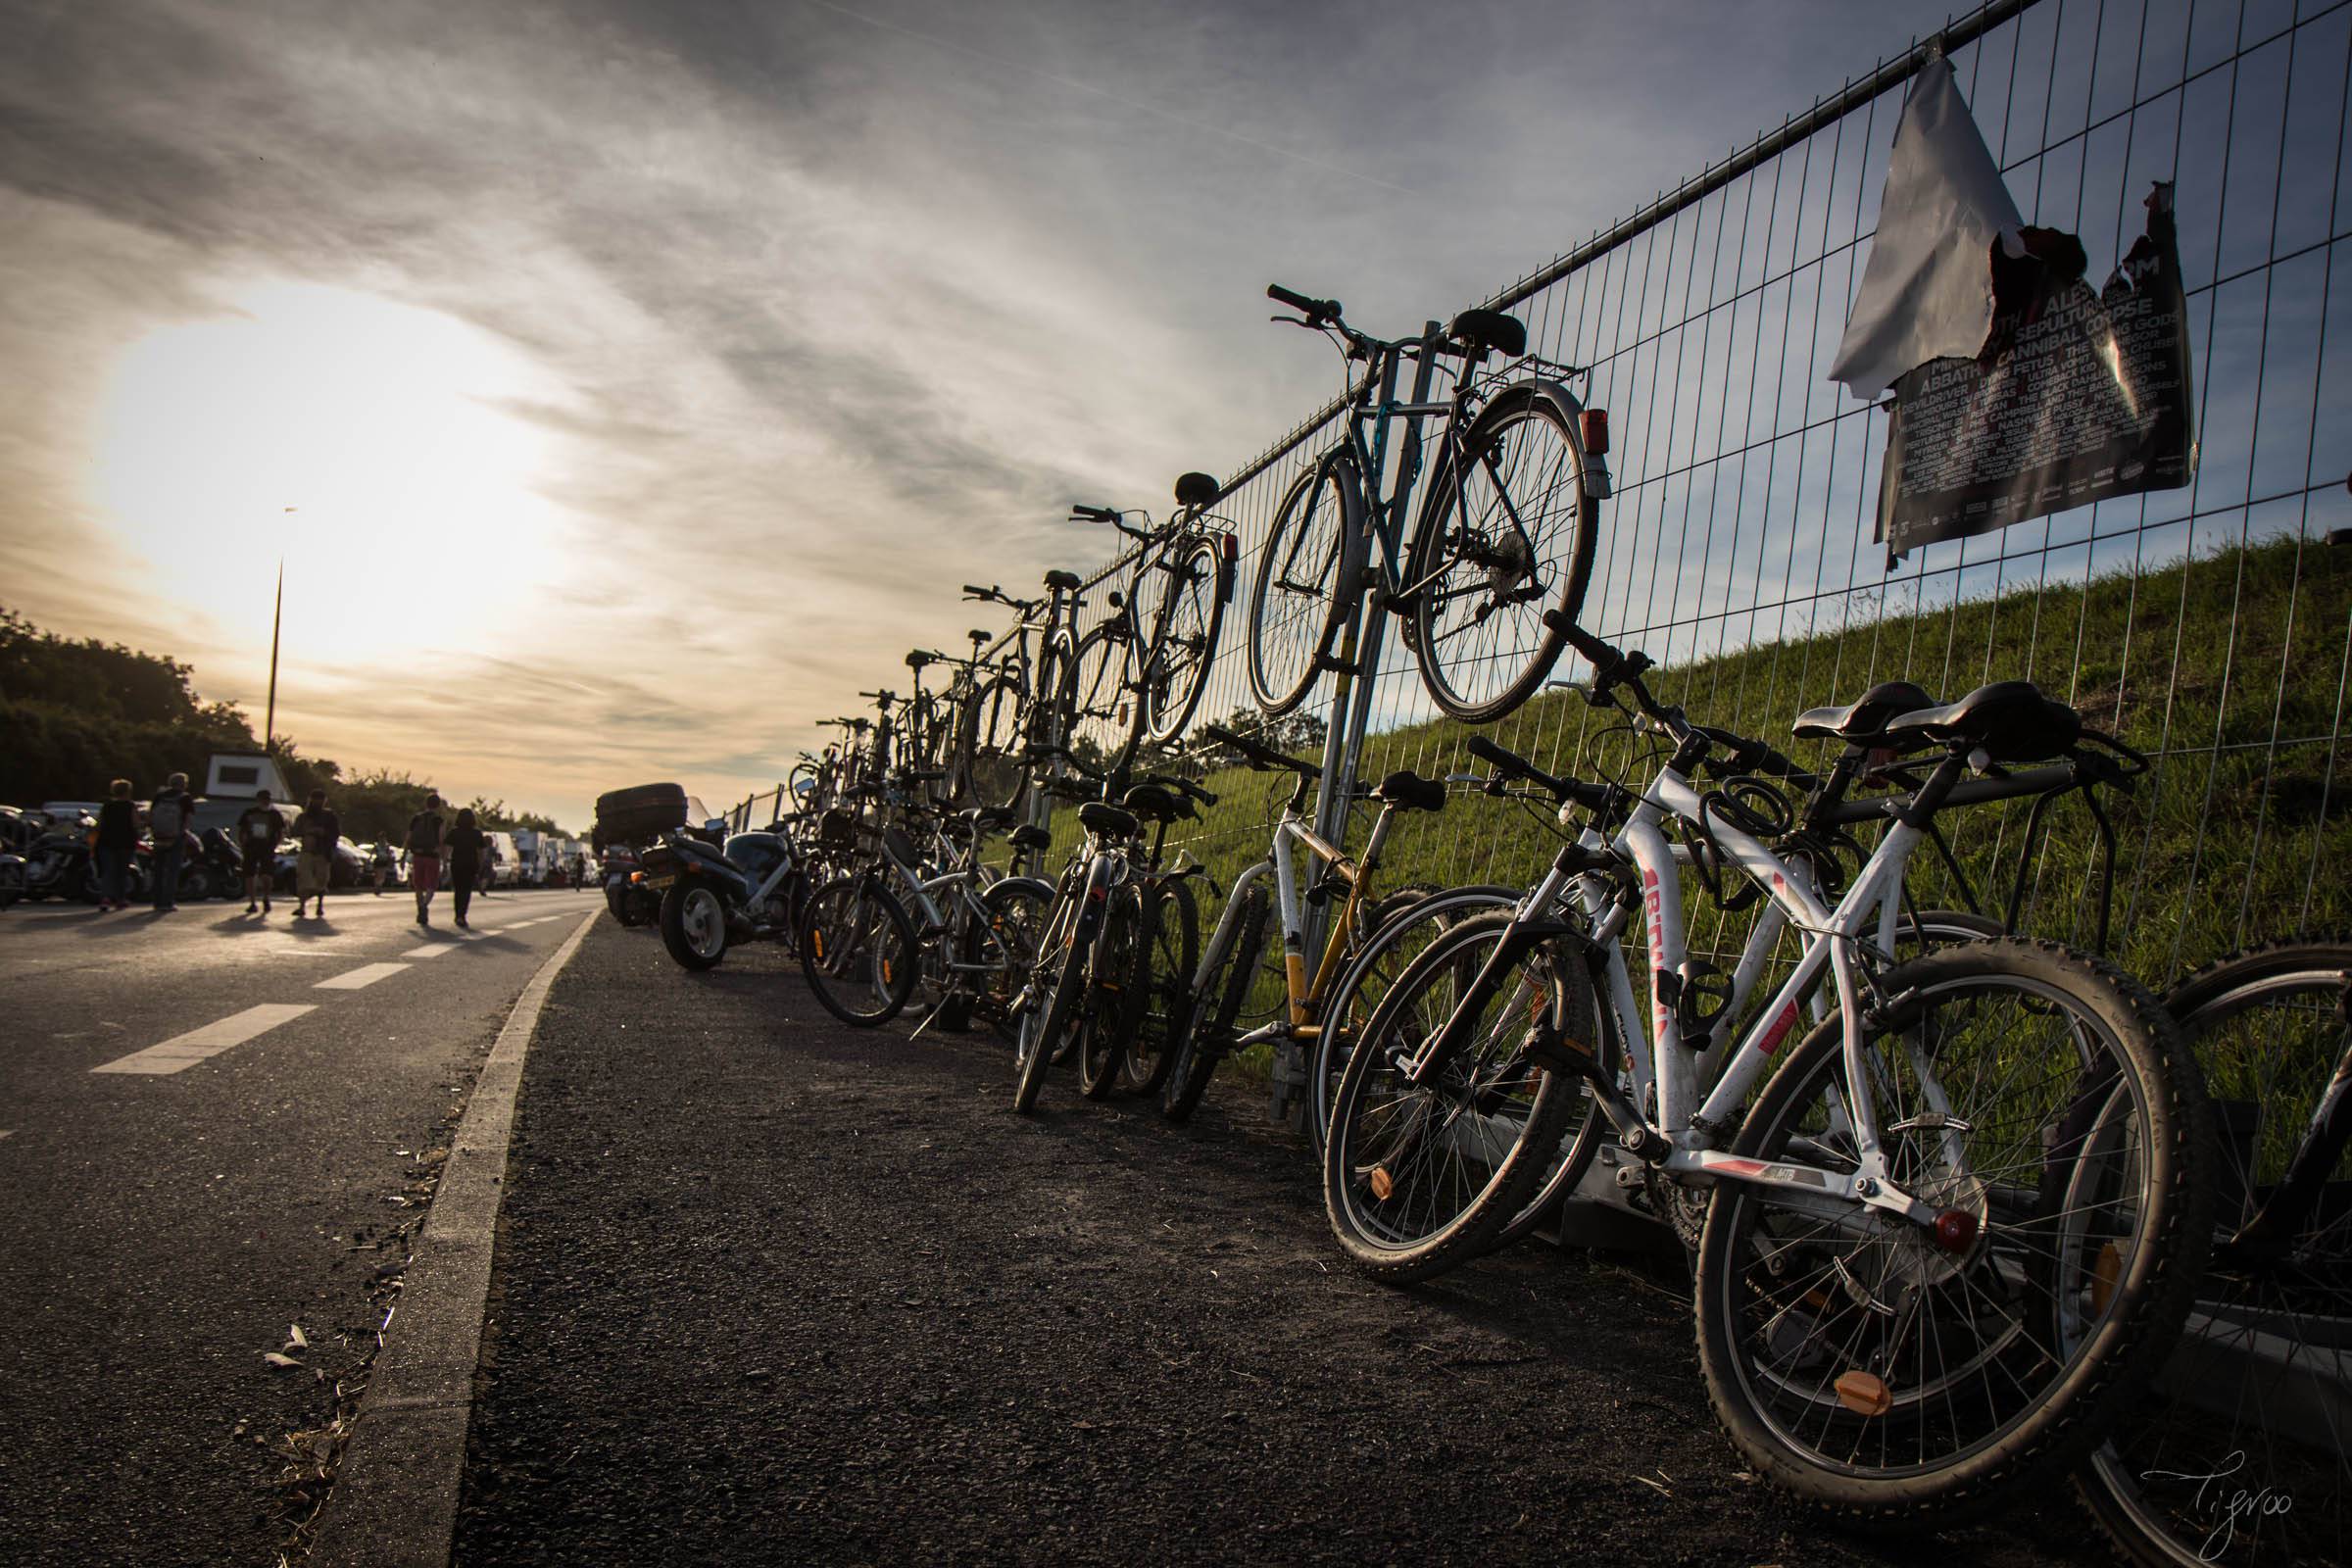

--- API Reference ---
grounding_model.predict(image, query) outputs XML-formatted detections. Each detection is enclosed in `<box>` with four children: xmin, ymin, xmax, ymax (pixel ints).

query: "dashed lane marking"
<box><xmin>90</xmin><ymin>1004</ymin><xmax>318</xmax><ymax>1075</ymax></box>
<box><xmin>314</xmin><ymin>962</ymin><xmax>411</xmax><ymax>991</ymax></box>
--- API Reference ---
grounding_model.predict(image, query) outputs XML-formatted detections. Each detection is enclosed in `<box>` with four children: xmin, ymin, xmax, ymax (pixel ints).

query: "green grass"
<box><xmin>1038</xmin><ymin>534</ymin><xmax>2350</xmax><ymax>1080</ymax></box>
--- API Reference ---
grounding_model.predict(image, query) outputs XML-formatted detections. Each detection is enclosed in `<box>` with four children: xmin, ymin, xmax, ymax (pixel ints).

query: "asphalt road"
<box><xmin>456</xmin><ymin>922</ymin><xmax>2109</xmax><ymax>1567</ymax></box>
<box><xmin>0</xmin><ymin>885</ymin><xmax>602</xmax><ymax>1568</ymax></box>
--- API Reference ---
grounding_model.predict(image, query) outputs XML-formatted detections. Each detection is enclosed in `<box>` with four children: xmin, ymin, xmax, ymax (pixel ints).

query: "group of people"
<box><xmin>228</xmin><ymin>787</ymin><xmax>340</xmax><ymax>918</ymax></box>
<box><xmin>400</xmin><ymin>793</ymin><xmax>495</xmax><ymax>929</ymax></box>
<box><xmin>92</xmin><ymin>773</ymin><xmax>345</xmax><ymax>915</ymax></box>
<box><xmin>85</xmin><ymin>776</ymin><xmax>532</xmax><ymax>922</ymax></box>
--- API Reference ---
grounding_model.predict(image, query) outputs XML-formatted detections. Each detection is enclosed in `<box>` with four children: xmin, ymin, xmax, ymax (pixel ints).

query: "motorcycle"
<box><xmin>0</xmin><ymin>851</ymin><xmax>24</xmax><ymax>908</ymax></box>
<box><xmin>639</xmin><ymin>822</ymin><xmax>808</xmax><ymax>971</ymax></box>
<box><xmin>600</xmin><ymin>844</ymin><xmax>662</xmax><ymax>929</ymax></box>
<box><xmin>22</xmin><ymin>829</ymin><xmax>101</xmax><ymax>903</ymax></box>
<box><xmin>175</xmin><ymin>828</ymin><xmax>246</xmax><ymax>903</ymax></box>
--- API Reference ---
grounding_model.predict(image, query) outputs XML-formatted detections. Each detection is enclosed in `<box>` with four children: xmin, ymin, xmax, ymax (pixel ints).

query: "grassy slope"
<box><xmin>1048</xmin><ymin>535</ymin><xmax>2350</xmax><ymax>1063</ymax></box>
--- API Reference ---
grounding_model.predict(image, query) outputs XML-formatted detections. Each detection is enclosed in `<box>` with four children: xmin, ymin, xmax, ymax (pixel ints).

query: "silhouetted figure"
<box><xmin>148</xmin><ymin>771</ymin><xmax>196</xmax><ymax>912</ymax></box>
<box><xmin>407</xmin><ymin>793</ymin><xmax>448</xmax><ymax>926</ymax></box>
<box><xmin>291</xmin><ymin>788</ymin><xmax>339</xmax><ymax>919</ymax></box>
<box><xmin>446</xmin><ymin>808</ymin><xmax>485</xmax><ymax>931</ymax></box>
<box><xmin>236</xmin><ymin>790</ymin><xmax>283</xmax><ymax>914</ymax></box>
<box><xmin>95</xmin><ymin>779</ymin><xmax>137</xmax><ymax>912</ymax></box>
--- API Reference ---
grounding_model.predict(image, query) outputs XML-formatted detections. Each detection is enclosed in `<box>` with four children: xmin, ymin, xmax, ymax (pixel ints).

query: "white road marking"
<box><xmin>314</xmin><ymin>962</ymin><xmax>411</xmax><ymax>991</ymax></box>
<box><xmin>91</xmin><ymin>1004</ymin><xmax>318</xmax><ymax>1075</ymax></box>
<box><xmin>408</xmin><ymin>944</ymin><xmax>459</xmax><ymax>960</ymax></box>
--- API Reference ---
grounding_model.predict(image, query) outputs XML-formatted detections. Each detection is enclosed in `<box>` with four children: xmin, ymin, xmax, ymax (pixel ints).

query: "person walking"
<box><xmin>291</xmin><ymin>788</ymin><xmax>340</xmax><ymax>919</ymax></box>
<box><xmin>148</xmin><ymin>771</ymin><xmax>196</xmax><ymax>912</ymax></box>
<box><xmin>95</xmin><ymin>779</ymin><xmax>137</xmax><ymax>911</ymax></box>
<box><xmin>235</xmin><ymin>790</ymin><xmax>285</xmax><ymax>914</ymax></box>
<box><xmin>446</xmin><ymin>808</ymin><xmax>485</xmax><ymax>931</ymax></box>
<box><xmin>407</xmin><ymin>793</ymin><xmax>448</xmax><ymax>926</ymax></box>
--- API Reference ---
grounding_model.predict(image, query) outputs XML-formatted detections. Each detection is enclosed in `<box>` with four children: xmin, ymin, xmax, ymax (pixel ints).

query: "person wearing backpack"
<box><xmin>235</xmin><ymin>789</ymin><xmax>285</xmax><ymax>915</ymax></box>
<box><xmin>406</xmin><ymin>793</ymin><xmax>448</xmax><ymax>926</ymax></box>
<box><xmin>291</xmin><ymin>789</ymin><xmax>340</xmax><ymax>919</ymax></box>
<box><xmin>148</xmin><ymin>771</ymin><xmax>196</xmax><ymax>912</ymax></box>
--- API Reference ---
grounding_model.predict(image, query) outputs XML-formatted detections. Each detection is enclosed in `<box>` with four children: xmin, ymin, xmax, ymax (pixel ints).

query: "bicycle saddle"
<box><xmin>1120</xmin><ymin>783</ymin><xmax>1188</xmax><ymax>823</ymax></box>
<box><xmin>1374</xmin><ymin>769</ymin><xmax>1447</xmax><ymax>813</ymax></box>
<box><xmin>1077</xmin><ymin>801</ymin><xmax>1140</xmax><ymax>839</ymax></box>
<box><xmin>1173</xmin><ymin>470</ymin><xmax>1219</xmax><ymax>508</ymax></box>
<box><xmin>1043</xmin><ymin>568</ymin><xmax>1084</xmax><ymax>592</ymax></box>
<box><xmin>1008</xmin><ymin>823</ymin><xmax>1053</xmax><ymax>852</ymax></box>
<box><xmin>1446</xmin><ymin>308</ymin><xmax>1527</xmax><ymax>359</ymax></box>
<box><xmin>1791</xmin><ymin>680</ymin><xmax>1938</xmax><ymax>743</ymax></box>
<box><xmin>959</xmin><ymin>806</ymin><xmax>1019</xmax><ymax>831</ymax></box>
<box><xmin>1883</xmin><ymin>680</ymin><xmax>2082</xmax><ymax>761</ymax></box>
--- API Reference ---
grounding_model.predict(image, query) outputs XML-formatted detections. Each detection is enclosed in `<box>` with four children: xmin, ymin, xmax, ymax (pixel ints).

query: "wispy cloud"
<box><xmin>1</xmin><ymin>0</ymin><xmax>1964</xmax><ymax>828</ymax></box>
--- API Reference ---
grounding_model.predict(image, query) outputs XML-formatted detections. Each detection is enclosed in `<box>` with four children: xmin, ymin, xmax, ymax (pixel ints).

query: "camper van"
<box><xmin>483</xmin><ymin>830</ymin><xmax>521</xmax><ymax>887</ymax></box>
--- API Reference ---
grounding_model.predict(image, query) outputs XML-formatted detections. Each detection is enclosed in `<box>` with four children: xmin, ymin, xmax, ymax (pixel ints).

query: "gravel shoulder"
<box><xmin>453</xmin><ymin>920</ymin><xmax>2106</xmax><ymax>1565</ymax></box>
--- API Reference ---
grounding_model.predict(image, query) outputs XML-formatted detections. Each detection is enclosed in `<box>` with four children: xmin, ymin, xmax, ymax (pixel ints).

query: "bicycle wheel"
<box><xmin>798</xmin><ymin>875</ymin><xmax>920</xmax><ymax>1026</ymax></box>
<box><xmin>1013</xmin><ymin>874</ymin><xmax>1092</xmax><ymax>1115</ymax></box>
<box><xmin>1161</xmin><ymin>883</ymin><xmax>1271</xmax><ymax>1123</ymax></box>
<box><xmin>957</xmin><ymin>671</ymin><xmax>1029</xmax><ymax>811</ymax></box>
<box><xmin>1124</xmin><ymin>875</ymin><xmax>1200</xmax><ymax>1095</ymax></box>
<box><xmin>1079</xmin><ymin>881</ymin><xmax>1151</xmax><ymax>1100</ymax></box>
<box><xmin>1405</xmin><ymin>383</ymin><xmax>1599</xmax><ymax>723</ymax></box>
<box><xmin>1065</xmin><ymin>621</ymin><xmax>1125</xmax><ymax>737</ymax></box>
<box><xmin>973</xmin><ymin>876</ymin><xmax>1054</xmax><ymax>1041</ymax></box>
<box><xmin>1247</xmin><ymin>449</ymin><xmax>1358</xmax><ymax>716</ymax></box>
<box><xmin>2078</xmin><ymin>940</ymin><xmax>2351</xmax><ymax>1567</ymax></box>
<box><xmin>1321</xmin><ymin>910</ymin><xmax>1585</xmax><ymax>1282</ymax></box>
<box><xmin>1693</xmin><ymin>938</ymin><xmax>2211</xmax><ymax>1519</ymax></box>
<box><xmin>1143</xmin><ymin>540</ymin><xmax>1226</xmax><ymax>743</ymax></box>
<box><xmin>1305</xmin><ymin>883</ymin><xmax>1518</xmax><ymax>1158</ymax></box>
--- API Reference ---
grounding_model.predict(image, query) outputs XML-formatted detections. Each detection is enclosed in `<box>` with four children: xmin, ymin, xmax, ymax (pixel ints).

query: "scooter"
<box><xmin>638</xmin><ymin>823</ymin><xmax>808</xmax><ymax>972</ymax></box>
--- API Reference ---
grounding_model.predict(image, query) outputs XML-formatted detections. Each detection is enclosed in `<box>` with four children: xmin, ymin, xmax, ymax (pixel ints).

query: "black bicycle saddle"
<box><xmin>1446</xmin><ymin>308</ymin><xmax>1527</xmax><ymax>359</ymax></box>
<box><xmin>1883</xmin><ymin>680</ymin><xmax>2082</xmax><ymax>761</ymax></box>
<box><xmin>1791</xmin><ymin>680</ymin><xmax>1938</xmax><ymax>744</ymax></box>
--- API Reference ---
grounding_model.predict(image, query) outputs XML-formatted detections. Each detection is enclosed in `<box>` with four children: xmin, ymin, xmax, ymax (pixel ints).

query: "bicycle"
<box><xmin>1247</xmin><ymin>282</ymin><xmax>1610</xmax><ymax>725</ymax></box>
<box><xmin>1060</xmin><ymin>471</ymin><xmax>1237</xmax><ymax>747</ymax></box>
<box><xmin>1320</xmin><ymin>632</ymin><xmax>2212</xmax><ymax>1516</ymax></box>
<box><xmin>1157</xmin><ymin>721</ymin><xmax>1508</xmax><ymax>1139</ymax></box>
<box><xmin>955</xmin><ymin>570</ymin><xmax>1092</xmax><ymax>811</ymax></box>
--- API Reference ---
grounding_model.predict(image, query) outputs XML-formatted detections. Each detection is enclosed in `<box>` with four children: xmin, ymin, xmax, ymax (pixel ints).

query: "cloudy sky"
<box><xmin>2</xmin><ymin>0</ymin><xmax>1965</xmax><ymax>830</ymax></box>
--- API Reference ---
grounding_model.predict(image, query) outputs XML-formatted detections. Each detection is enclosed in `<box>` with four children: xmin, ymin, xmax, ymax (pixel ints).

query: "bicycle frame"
<box><xmin>1411</xmin><ymin>746</ymin><xmax>1976</xmax><ymax>1232</ymax></box>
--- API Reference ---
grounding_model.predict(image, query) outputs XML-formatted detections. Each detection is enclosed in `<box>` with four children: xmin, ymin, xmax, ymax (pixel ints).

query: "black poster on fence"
<box><xmin>1877</xmin><ymin>184</ymin><xmax>2196</xmax><ymax>563</ymax></box>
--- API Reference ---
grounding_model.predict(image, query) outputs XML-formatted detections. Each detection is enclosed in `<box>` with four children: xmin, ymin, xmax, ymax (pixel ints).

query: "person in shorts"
<box><xmin>236</xmin><ymin>790</ymin><xmax>284</xmax><ymax>914</ymax></box>
<box><xmin>291</xmin><ymin>789</ymin><xmax>340</xmax><ymax>919</ymax></box>
<box><xmin>407</xmin><ymin>793</ymin><xmax>448</xmax><ymax>926</ymax></box>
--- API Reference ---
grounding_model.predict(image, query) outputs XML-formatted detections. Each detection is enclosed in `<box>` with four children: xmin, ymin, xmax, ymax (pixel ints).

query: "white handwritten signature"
<box><xmin>2140</xmin><ymin>1450</ymin><xmax>2294</xmax><ymax>1560</ymax></box>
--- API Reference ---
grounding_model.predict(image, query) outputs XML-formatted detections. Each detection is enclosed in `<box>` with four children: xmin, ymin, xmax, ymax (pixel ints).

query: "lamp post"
<box><xmin>264</xmin><ymin>507</ymin><xmax>296</xmax><ymax>754</ymax></box>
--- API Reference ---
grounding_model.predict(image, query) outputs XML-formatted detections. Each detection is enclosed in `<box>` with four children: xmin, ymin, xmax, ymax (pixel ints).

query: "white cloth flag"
<box><xmin>1829</xmin><ymin>53</ymin><xmax>2024</xmax><ymax>401</ymax></box>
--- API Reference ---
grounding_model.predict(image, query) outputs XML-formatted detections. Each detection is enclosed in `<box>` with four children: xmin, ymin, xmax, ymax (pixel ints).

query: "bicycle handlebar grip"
<box><xmin>961</xmin><ymin>584</ymin><xmax>994</xmax><ymax>598</ymax></box>
<box><xmin>1266</xmin><ymin>282</ymin><xmax>1339</xmax><ymax>319</ymax></box>
<box><xmin>1069</xmin><ymin>505</ymin><xmax>1119</xmax><ymax>523</ymax></box>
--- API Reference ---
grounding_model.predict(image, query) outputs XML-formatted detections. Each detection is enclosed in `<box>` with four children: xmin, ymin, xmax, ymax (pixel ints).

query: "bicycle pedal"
<box><xmin>1312</xmin><ymin>652</ymin><xmax>1357</xmax><ymax>675</ymax></box>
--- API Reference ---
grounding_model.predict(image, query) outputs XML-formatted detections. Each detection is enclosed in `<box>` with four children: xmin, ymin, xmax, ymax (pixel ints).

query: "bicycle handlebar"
<box><xmin>1267</xmin><ymin>282</ymin><xmax>1341</xmax><ymax>324</ymax></box>
<box><xmin>1069</xmin><ymin>504</ymin><xmax>1121</xmax><ymax>524</ymax></box>
<box><xmin>1463</xmin><ymin>735</ymin><xmax>1611</xmax><ymax>812</ymax></box>
<box><xmin>1200</xmin><ymin>722</ymin><xmax>1322</xmax><ymax>779</ymax></box>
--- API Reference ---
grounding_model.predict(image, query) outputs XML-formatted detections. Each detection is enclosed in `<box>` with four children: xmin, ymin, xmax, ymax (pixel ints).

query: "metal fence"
<box><xmin>743</xmin><ymin>0</ymin><xmax>2352</xmax><ymax>1024</ymax></box>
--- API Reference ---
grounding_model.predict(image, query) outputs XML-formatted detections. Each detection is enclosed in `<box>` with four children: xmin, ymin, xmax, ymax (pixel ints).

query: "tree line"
<box><xmin>0</xmin><ymin>608</ymin><xmax>570</xmax><ymax>844</ymax></box>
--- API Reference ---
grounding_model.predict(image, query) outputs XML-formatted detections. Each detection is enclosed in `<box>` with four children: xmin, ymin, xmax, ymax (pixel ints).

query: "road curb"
<box><xmin>308</xmin><ymin>910</ymin><xmax>599</xmax><ymax>1568</ymax></box>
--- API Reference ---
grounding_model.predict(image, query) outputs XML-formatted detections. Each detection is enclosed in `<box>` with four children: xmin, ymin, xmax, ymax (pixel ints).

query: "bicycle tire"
<box><xmin>956</xmin><ymin>670</ymin><xmax>1030</xmax><ymax>811</ymax></box>
<box><xmin>2076</xmin><ymin>938</ymin><xmax>2352</xmax><ymax>1568</ymax></box>
<box><xmin>1692</xmin><ymin>938</ymin><xmax>2211</xmax><ymax>1521</ymax></box>
<box><xmin>1247</xmin><ymin>449</ymin><xmax>1359</xmax><ymax>716</ymax></box>
<box><xmin>1143</xmin><ymin>540</ymin><xmax>1227</xmax><ymax>744</ymax></box>
<box><xmin>1125</xmin><ymin>875</ymin><xmax>1200</xmax><ymax>1095</ymax></box>
<box><xmin>1161</xmin><ymin>883</ymin><xmax>1271</xmax><ymax>1123</ymax></box>
<box><xmin>975</xmin><ymin>876</ymin><xmax>1054</xmax><ymax>1041</ymax></box>
<box><xmin>1014</xmin><ymin>871</ymin><xmax>1095</xmax><ymax>1115</ymax></box>
<box><xmin>1080</xmin><ymin>881</ymin><xmax>1152</xmax><ymax>1099</ymax></box>
<box><xmin>798</xmin><ymin>874</ymin><xmax>920</xmax><ymax>1026</ymax></box>
<box><xmin>1304</xmin><ymin>882</ymin><xmax>1518</xmax><ymax>1157</ymax></box>
<box><xmin>1320</xmin><ymin>910</ymin><xmax>1584</xmax><ymax>1282</ymax></box>
<box><xmin>1065</xmin><ymin>620</ymin><xmax>1125</xmax><ymax>738</ymax></box>
<box><xmin>1404</xmin><ymin>382</ymin><xmax>1599</xmax><ymax>724</ymax></box>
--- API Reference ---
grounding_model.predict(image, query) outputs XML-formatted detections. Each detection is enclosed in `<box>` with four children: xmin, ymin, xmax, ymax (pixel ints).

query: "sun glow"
<box><xmin>94</xmin><ymin>280</ymin><xmax>575</xmax><ymax>664</ymax></box>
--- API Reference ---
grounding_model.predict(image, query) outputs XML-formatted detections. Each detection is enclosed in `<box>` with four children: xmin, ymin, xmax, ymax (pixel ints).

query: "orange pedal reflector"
<box><xmin>2091</xmin><ymin>1240</ymin><xmax>2124</xmax><ymax>1314</ymax></box>
<box><xmin>1835</xmin><ymin>1370</ymin><xmax>1892</xmax><ymax>1418</ymax></box>
<box><xmin>1369</xmin><ymin>1166</ymin><xmax>1395</xmax><ymax>1201</ymax></box>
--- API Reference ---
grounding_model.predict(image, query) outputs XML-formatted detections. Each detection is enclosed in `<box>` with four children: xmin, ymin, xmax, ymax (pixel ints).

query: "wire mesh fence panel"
<box><xmin>1094</xmin><ymin>0</ymin><xmax>2352</xmax><ymax>998</ymax></box>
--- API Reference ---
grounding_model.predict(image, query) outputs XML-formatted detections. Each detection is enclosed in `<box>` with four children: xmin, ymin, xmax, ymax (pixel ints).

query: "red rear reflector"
<box><xmin>1580</xmin><ymin>409</ymin><xmax>1609</xmax><ymax>456</ymax></box>
<box><xmin>1933</xmin><ymin>1208</ymin><xmax>1980</xmax><ymax>1254</ymax></box>
<box><xmin>1220</xmin><ymin>530</ymin><xmax>1239</xmax><ymax>563</ymax></box>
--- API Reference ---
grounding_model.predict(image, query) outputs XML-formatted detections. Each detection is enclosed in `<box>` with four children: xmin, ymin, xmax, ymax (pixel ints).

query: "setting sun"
<box><xmin>93</xmin><ymin>279</ymin><xmax>574</xmax><ymax>662</ymax></box>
